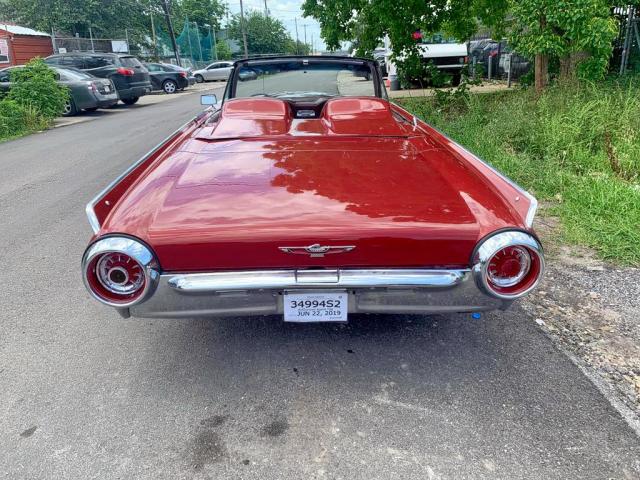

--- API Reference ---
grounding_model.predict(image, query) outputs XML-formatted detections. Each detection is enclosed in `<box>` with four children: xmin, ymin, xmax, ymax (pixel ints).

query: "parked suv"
<box><xmin>45</xmin><ymin>53</ymin><xmax>152</xmax><ymax>104</ymax></box>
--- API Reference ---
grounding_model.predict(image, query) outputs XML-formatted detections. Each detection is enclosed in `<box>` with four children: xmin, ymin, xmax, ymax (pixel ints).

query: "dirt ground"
<box><xmin>388</xmin><ymin>80</ymin><xmax>511</xmax><ymax>99</ymax></box>
<box><xmin>524</xmin><ymin>215</ymin><xmax>640</xmax><ymax>419</ymax></box>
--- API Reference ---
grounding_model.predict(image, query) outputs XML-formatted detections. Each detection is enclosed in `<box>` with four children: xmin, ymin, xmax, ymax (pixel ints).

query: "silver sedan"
<box><xmin>193</xmin><ymin>61</ymin><xmax>233</xmax><ymax>82</ymax></box>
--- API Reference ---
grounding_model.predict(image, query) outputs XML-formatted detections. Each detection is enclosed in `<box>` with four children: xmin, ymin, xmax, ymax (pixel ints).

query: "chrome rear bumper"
<box><xmin>124</xmin><ymin>268</ymin><xmax>511</xmax><ymax>319</ymax></box>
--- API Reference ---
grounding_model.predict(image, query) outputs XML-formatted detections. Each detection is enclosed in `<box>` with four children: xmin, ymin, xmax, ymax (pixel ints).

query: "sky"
<box><xmin>226</xmin><ymin>0</ymin><xmax>328</xmax><ymax>52</ymax></box>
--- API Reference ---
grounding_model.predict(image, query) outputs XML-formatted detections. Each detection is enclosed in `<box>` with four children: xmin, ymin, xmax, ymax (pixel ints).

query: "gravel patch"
<box><xmin>524</xmin><ymin>217</ymin><xmax>640</xmax><ymax>419</ymax></box>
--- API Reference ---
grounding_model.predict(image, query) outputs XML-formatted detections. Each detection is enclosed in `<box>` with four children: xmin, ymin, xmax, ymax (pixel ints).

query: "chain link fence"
<box><xmin>612</xmin><ymin>5</ymin><xmax>640</xmax><ymax>74</ymax></box>
<box><xmin>51</xmin><ymin>21</ymin><xmax>236</xmax><ymax>71</ymax></box>
<box><xmin>468</xmin><ymin>35</ymin><xmax>531</xmax><ymax>82</ymax></box>
<box><xmin>52</xmin><ymin>36</ymin><xmax>129</xmax><ymax>55</ymax></box>
<box><xmin>150</xmin><ymin>20</ymin><xmax>236</xmax><ymax>70</ymax></box>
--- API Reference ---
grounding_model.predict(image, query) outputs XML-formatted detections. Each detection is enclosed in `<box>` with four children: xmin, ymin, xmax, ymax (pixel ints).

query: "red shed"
<box><xmin>0</xmin><ymin>24</ymin><xmax>53</xmax><ymax>67</ymax></box>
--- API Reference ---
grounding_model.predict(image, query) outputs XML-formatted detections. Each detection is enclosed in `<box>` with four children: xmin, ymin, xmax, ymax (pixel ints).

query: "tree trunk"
<box><xmin>535</xmin><ymin>54</ymin><xmax>548</xmax><ymax>94</ymax></box>
<box><xmin>559</xmin><ymin>51</ymin><xmax>588</xmax><ymax>83</ymax></box>
<box><xmin>535</xmin><ymin>14</ymin><xmax>549</xmax><ymax>93</ymax></box>
<box><xmin>559</xmin><ymin>55</ymin><xmax>572</xmax><ymax>82</ymax></box>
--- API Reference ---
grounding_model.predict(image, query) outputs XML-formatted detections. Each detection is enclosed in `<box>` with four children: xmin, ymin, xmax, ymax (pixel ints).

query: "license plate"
<box><xmin>284</xmin><ymin>292</ymin><xmax>348</xmax><ymax>322</ymax></box>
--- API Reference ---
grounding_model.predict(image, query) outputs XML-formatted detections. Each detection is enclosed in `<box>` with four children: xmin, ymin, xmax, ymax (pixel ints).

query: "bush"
<box><xmin>0</xmin><ymin>99</ymin><xmax>48</xmax><ymax>140</ymax></box>
<box><xmin>8</xmin><ymin>58</ymin><xmax>68</xmax><ymax>119</ymax></box>
<box><xmin>399</xmin><ymin>80</ymin><xmax>640</xmax><ymax>264</ymax></box>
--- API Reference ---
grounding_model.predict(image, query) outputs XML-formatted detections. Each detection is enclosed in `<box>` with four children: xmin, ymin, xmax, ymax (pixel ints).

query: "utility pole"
<box><xmin>239</xmin><ymin>0</ymin><xmax>249</xmax><ymax>58</ymax></box>
<box><xmin>311</xmin><ymin>33</ymin><xmax>313</xmax><ymax>55</ymax></box>
<box><xmin>150</xmin><ymin>8</ymin><xmax>159</xmax><ymax>61</ymax></box>
<box><xmin>264</xmin><ymin>0</ymin><xmax>268</xmax><ymax>17</ymax></box>
<box><xmin>207</xmin><ymin>22</ymin><xmax>218</xmax><ymax>61</ymax></box>
<box><xmin>89</xmin><ymin>26</ymin><xmax>95</xmax><ymax>52</ymax></box>
<box><xmin>51</xmin><ymin>27</ymin><xmax>57</xmax><ymax>52</ymax></box>
<box><xmin>303</xmin><ymin>24</ymin><xmax>307</xmax><ymax>49</ymax></box>
<box><xmin>161</xmin><ymin>0</ymin><xmax>180</xmax><ymax>65</ymax></box>
<box><xmin>294</xmin><ymin>18</ymin><xmax>299</xmax><ymax>54</ymax></box>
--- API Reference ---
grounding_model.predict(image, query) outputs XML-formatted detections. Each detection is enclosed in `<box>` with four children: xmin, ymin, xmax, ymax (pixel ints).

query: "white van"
<box><xmin>386</xmin><ymin>34</ymin><xmax>468</xmax><ymax>88</ymax></box>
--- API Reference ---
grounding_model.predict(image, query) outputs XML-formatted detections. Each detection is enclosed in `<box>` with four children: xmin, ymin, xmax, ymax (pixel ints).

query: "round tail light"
<box><xmin>473</xmin><ymin>231</ymin><xmax>544</xmax><ymax>299</ymax></box>
<box><xmin>82</xmin><ymin>237</ymin><xmax>159</xmax><ymax>307</ymax></box>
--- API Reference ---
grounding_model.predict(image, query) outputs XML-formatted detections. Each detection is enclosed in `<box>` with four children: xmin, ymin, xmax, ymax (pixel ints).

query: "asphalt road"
<box><xmin>238</xmin><ymin>70</ymin><xmax>341</xmax><ymax>96</ymax></box>
<box><xmin>1</xmin><ymin>90</ymin><xmax>639</xmax><ymax>479</ymax></box>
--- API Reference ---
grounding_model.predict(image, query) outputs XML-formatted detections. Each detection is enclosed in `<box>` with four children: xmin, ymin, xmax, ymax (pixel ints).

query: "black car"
<box><xmin>144</xmin><ymin>63</ymin><xmax>195</xmax><ymax>93</ymax></box>
<box><xmin>45</xmin><ymin>53</ymin><xmax>152</xmax><ymax>105</ymax></box>
<box><xmin>0</xmin><ymin>65</ymin><xmax>118</xmax><ymax>116</ymax></box>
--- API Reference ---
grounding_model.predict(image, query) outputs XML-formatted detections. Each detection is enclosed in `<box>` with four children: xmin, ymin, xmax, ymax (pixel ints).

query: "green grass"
<box><xmin>399</xmin><ymin>80</ymin><xmax>640</xmax><ymax>265</ymax></box>
<box><xmin>0</xmin><ymin>99</ymin><xmax>49</xmax><ymax>143</ymax></box>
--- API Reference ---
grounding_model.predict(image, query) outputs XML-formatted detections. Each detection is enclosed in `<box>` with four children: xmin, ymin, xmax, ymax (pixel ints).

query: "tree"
<box><xmin>287</xmin><ymin>40</ymin><xmax>311</xmax><ymax>55</ymax></box>
<box><xmin>1</xmin><ymin>0</ymin><xmax>149</xmax><ymax>39</ymax></box>
<box><xmin>216</xmin><ymin>41</ymin><xmax>232</xmax><ymax>60</ymax></box>
<box><xmin>509</xmin><ymin>0</ymin><xmax>618</xmax><ymax>91</ymax></box>
<box><xmin>1</xmin><ymin>0</ymin><xmax>227</xmax><ymax>55</ymax></box>
<box><xmin>228</xmin><ymin>11</ymin><xmax>299</xmax><ymax>55</ymax></box>
<box><xmin>302</xmin><ymin>0</ymin><xmax>508</xmax><ymax>86</ymax></box>
<box><xmin>302</xmin><ymin>0</ymin><xmax>510</xmax><ymax>55</ymax></box>
<box><xmin>173</xmin><ymin>0</ymin><xmax>227</xmax><ymax>31</ymax></box>
<box><xmin>302</xmin><ymin>0</ymin><xmax>621</xmax><ymax>91</ymax></box>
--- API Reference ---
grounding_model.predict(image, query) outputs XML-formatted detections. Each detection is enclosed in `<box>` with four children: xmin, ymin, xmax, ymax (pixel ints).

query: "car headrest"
<box><xmin>322</xmin><ymin>97</ymin><xmax>392</xmax><ymax>120</ymax></box>
<box><xmin>222</xmin><ymin>98</ymin><xmax>291</xmax><ymax>119</ymax></box>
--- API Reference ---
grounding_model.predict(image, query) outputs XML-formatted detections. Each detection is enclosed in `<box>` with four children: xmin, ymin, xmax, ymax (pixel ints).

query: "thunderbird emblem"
<box><xmin>279</xmin><ymin>243</ymin><xmax>355</xmax><ymax>258</ymax></box>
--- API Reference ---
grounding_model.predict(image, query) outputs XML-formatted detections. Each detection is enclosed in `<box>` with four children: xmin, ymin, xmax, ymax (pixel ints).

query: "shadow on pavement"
<box><xmin>124</xmin><ymin>311</ymin><xmax>640</xmax><ymax>478</ymax></box>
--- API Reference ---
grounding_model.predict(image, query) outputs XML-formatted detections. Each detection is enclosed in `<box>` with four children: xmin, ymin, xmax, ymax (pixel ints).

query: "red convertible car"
<box><xmin>82</xmin><ymin>56</ymin><xmax>544</xmax><ymax>321</ymax></box>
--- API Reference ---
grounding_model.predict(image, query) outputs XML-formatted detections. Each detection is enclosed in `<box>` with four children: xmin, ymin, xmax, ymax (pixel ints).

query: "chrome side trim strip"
<box><xmin>167</xmin><ymin>269</ymin><xmax>468</xmax><ymax>293</ymax></box>
<box><xmin>524</xmin><ymin>196</ymin><xmax>538</xmax><ymax>229</ymax></box>
<box><xmin>85</xmin><ymin>118</ymin><xmax>196</xmax><ymax>234</ymax></box>
<box><xmin>446</xmin><ymin>141</ymin><xmax>538</xmax><ymax>228</ymax></box>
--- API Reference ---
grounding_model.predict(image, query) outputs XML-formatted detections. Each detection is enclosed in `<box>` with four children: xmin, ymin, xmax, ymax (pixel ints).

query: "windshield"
<box><xmin>120</xmin><ymin>56</ymin><xmax>143</xmax><ymax>68</ymax></box>
<box><xmin>233</xmin><ymin>61</ymin><xmax>376</xmax><ymax>99</ymax></box>
<box><xmin>420</xmin><ymin>34</ymin><xmax>459</xmax><ymax>44</ymax></box>
<box><xmin>57</xmin><ymin>68</ymin><xmax>93</xmax><ymax>80</ymax></box>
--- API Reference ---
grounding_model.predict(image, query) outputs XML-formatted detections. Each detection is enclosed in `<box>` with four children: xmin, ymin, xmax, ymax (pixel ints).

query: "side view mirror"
<box><xmin>200</xmin><ymin>94</ymin><xmax>218</xmax><ymax>106</ymax></box>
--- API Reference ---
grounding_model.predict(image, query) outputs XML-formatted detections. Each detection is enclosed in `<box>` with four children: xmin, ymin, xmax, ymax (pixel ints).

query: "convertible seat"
<box><xmin>205</xmin><ymin>96</ymin><xmax>408</xmax><ymax>139</ymax></box>
<box><xmin>211</xmin><ymin>98</ymin><xmax>293</xmax><ymax>137</ymax></box>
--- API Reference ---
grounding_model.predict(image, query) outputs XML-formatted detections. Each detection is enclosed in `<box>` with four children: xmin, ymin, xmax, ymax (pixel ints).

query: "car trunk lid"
<box><xmin>103</xmin><ymin>136</ymin><xmax>522</xmax><ymax>271</ymax></box>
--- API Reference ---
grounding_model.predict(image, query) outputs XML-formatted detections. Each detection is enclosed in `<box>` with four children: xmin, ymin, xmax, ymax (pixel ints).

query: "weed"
<box><xmin>399</xmin><ymin>80</ymin><xmax>640</xmax><ymax>264</ymax></box>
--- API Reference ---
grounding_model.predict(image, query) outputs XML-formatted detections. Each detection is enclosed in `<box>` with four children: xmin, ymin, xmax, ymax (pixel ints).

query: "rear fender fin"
<box><xmin>86</xmin><ymin>118</ymin><xmax>202</xmax><ymax>234</ymax></box>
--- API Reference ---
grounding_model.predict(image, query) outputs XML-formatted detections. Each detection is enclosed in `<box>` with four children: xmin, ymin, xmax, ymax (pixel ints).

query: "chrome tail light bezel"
<box><xmin>82</xmin><ymin>236</ymin><xmax>160</xmax><ymax>308</ymax></box>
<box><xmin>472</xmin><ymin>230</ymin><xmax>545</xmax><ymax>300</ymax></box>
